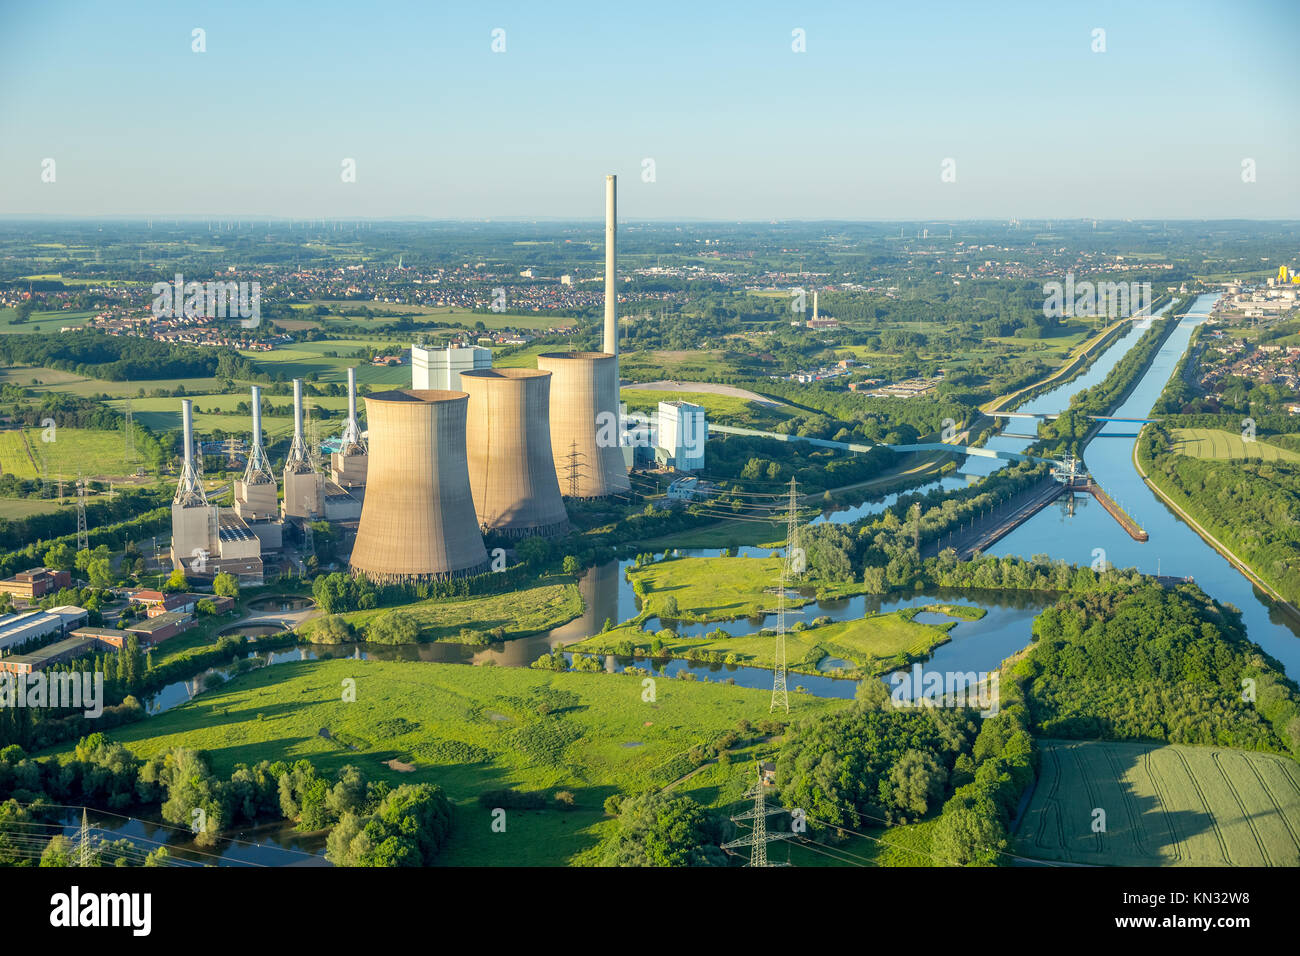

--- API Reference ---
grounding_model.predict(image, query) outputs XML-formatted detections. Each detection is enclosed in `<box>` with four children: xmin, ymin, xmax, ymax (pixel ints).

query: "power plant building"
<box><xmin>657</xmin><ymin>400</ymin><xmax>707</xmax><ymax>472</ymax></box>
<box><xmin>411</xmin><ymin>345</ymin><xmax>492</xmax><ymax>391</ymax></box>
<box><xmin>537</xmin><ymin>351</ymin><xmax>630</xmax><ymax>499</ymax></box>
<box><xmin>282</xmin><ymin>379</ymin><xmax>323</xmax><ymax>520</ymax></box>
<box><xmin>170</xmin><ymin>399</ymin><xmax>263</xmax><ymax>584</ymax></box>
<box><xmin>233</xmin><ymin>384</ymin><xmax>282</xmax><ymax>550</ymax></box>
<box><xmin>349</xmin><ymin>389</ymin><xmax>490</xmax><ymax>583</ymax></box>
<box><xmin>329</xmin><ymin>367</ymin><xmax>369</xmax><ymax>496</ymax></box>
<box><xmin>460</xmin><ymin>368</ymin><xmax>568</xmax><ymax>537</ymax></box>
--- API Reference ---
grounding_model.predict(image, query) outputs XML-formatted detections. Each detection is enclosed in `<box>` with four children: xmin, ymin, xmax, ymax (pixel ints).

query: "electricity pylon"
<box><xmin>76</xmin><ymin>475</ymin><xmax>88</xmax><ymax>552</ymax></box>
<box><xmin>721</xmin><ymin>762</ymin><xmax>793</xmax><ymax>866</ymax></box>
<box><xmin>771</xmin><ymin>566</ymin><xmax>788</xmax><ymax>713</ymax></box>
<box><xmin>564</xmin><ymin>440</ymin><xmax>584</xmax><ymax>498</ymax></box>
<box><xmin>77</xmin><ymin>809</ymin><xmax>94</xmax><ymax>867</ymax></box>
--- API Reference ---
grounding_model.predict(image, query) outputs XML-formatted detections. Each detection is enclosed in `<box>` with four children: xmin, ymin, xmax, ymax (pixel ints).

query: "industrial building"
<box><xmin>170</xmin><ymin>399</ymin><xmax>264</xmax><ymax>584</ymax></box>
<box><xmin>282</xmin><ymin>378</ymin><xmax>323</xmax><ymax>520</ymax></box>
<box><xmin>460</xmin><ymin>368</ymin><xmax>569</xmax><ymax>537</ymax></box>
<box><xmin>349</xmin><ymin>389</ymin><xmax>490</xmax><ymax>583</ymax></box>
<box><xmin>411</xmin><ymin>344</ymin><xmax>492</xmax><ymax>391</ymax></box>
<box><xmin>329</xmin><ymin>367</ymin><xmax>369</xmax><ymax>496</ymax></box>
<box><xmin>0</xmin><ymin>605</ymin><xmax>89</xmax><ymax>654</ymax></box>
<box><xmin>0</xmin><ymin>567</ymin><xmax>72</xmax><ymax>602</ymax></box>
<box><xmin>537</xmin><ymin>351</ymin><xmax>630</xmax><ymax>498</ymax></box>
<box><xmin>233</xmin><ymin>384</ymin><xmax>282</xmax><ymax>550</ymax></box>
<box><xmin>656</xmin><ymin>400</ymin><xmax>707</xmax><ymax>471</ymax></box>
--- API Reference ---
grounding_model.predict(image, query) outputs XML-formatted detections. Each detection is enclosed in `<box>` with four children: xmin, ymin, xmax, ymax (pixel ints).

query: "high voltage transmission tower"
<box><xmin>77</xmin><ymin>809</ymin><xmax>93</xmax><ymax>867</ymax></box>
<box><xmin>769</xmin><ymin>478</ymin><xmax>802</xmax><ymax>713</ymax></box>
<box><xmin>123</xmin><ymin>397</ymin><xmax>135</xmax><ymax>462</ymax></box>
<box><xmin>75</xmin><ymin>475</ymin><xmax>88</xmax><ymax>552</ymax></box>
<box><xmin>564</xmin><ymin>440</ymin><xmax>584</xmax><ymax>498</ymax></box>
<box><xmin>721</xmin><ymin>762</ymin><xmax>793</xmax><ymax>866</ymax></box>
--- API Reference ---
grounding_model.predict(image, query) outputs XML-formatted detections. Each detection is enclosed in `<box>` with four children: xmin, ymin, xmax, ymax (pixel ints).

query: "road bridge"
<box><xmin>706</xmin><ymin>423</ymin><xmax>1065</xmax><ymax>467</ymax></box>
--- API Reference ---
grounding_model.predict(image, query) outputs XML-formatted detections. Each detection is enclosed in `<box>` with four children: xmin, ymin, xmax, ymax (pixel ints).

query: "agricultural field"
<box><xmin>1168</xmin><ymin>427</ymin><xmax>1300</xmax><ymax>463</ymax></box>
<box><xmin>1017</xmin><ymin>739</ymin><xmax>1300</xmax><ymax>866</ymax></box>
<box><xmin>111</xmin><ymin>392</ymin><xmax>352</xmax><ymax>439</ymax></box>
<box><xmin>66</xmin><ymin>658</ymin><xmax>845</xmax><ymax>865</ymax></box>
<box><xmin>299</xmin><ymin>582</ymin><xmax>584</xmax><ymax>644</ymax></box>
<box><xmin>0</xmin><ymin>366</ymin><xmax>224</xmax><ymax>398</ymax></box>
<box><xmin>620</xmin><ymin>388</ymin><xmax>786</xmax><ymax>430</ymax></box>
<box><xmin>0</xmin><ymin>308</ymin><xmax>96</xmax><ymax>335</ymax></box>
<box><xmin>240</xmin><ymin>342</ymin><xmax>412</xmax><ymax>387</ymax></box>
<box><xmin>0</xmin><ymin>426</ymin><xmax>134</xmax><ymax>479</ymax></box>
<box><xmin>294</xmin><ymin>302</ymin><xmax>572</xmax><ymax>331</ymax></box>
<box><xmin>0</xmin><ymin>496</ymin><xmax>67</xmax><ymax>519</ymax></box>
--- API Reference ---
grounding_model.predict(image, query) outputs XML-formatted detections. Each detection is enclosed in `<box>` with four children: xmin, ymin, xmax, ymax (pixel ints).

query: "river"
<box><xmin>154</xmin><ymin>291</ymin><xmax>1299</xmax><ymax>720</ymax></box>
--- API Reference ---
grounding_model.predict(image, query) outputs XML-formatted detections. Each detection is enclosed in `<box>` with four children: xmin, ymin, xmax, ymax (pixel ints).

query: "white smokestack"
<box><xmin>293</xmin><ymin>379</ymin><xmax>304</xmax><ymax>442</ymax></box>
<box><xmin>603</xmin><ymin>174</ymin><xmax>617</xmax><ymax>358</ymax></box>
<box><xmin>174</xmin><ymin>398</ymin><xmax>208</xmax><ymax>505</ymax></box>
<box><xmin>182</xmin><ymin>399</ymin><xmax>194</xmax><ymax>471</ymax></box>
<box><xmin>251</xmin><ymin>385</ymin><xmax>263</xmax><ymax>445</ymax></box>
<box><xmin>347</xmin><ymin>367</ymin><xmax>357</xmax><ymax>424</ymax></box>
<box><xmin>813</xmin><ymin>291</ymin><xmax>818</xmax><ymax>322</ymax></box>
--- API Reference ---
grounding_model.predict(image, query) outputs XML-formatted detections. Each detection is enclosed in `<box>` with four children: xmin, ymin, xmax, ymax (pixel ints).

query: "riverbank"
<box><xmin>1134</xmin><ymin>433</ymin><xmax>1300</xmax><ymax>619</ymax></box>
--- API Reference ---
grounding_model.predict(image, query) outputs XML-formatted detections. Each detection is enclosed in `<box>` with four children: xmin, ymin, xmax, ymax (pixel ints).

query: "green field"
<box><xmin>74</xmin><ymin>658</ymin><xmax>844</xmax><ymax>865</ymax></box>
<box><xmin>0</xmin><ymin>308</ymin><xmax>96</xmax><ymax>335</ymax></box>
<box><xmin>299</xmin><ymin>582</ymin><xmax>584</xmax><ymax>643</ymax></box>
<box><xmin>1169</xmin><ymin>428</ymin><xmax>1300</xmax><ymax>463</ymax></box>
<box><xmin>1017</xmin><ymin>739</ymin><xmax>1300</xmax><ymax>866</ymax></box>
<box><xmin>0</xmin><ymin>496</ymin><xmax>68</xmax><ymax>519</ymax></box>
<box><xmin>620</xmin><ymin>388</ymin><xmax>785</xmax><ymax>430</ymax></box>
<box><xmin>0</xmin><ymin>426</ymin><xmax>133</xmax><ymax>479</ymax></box>
<box><xmin>111</xmin><ymin>392</ymin><xmax>352</xmax><ymax>439</ymax></box>
<box><xmin>572</xmin><ymin>607</ymin><xmax>952</xmax><ymax>677</ymax></box>
<box><xmin>630</xmin><ymin>556</ymin><xmax>808</xmax><ymax>622</ymax></box>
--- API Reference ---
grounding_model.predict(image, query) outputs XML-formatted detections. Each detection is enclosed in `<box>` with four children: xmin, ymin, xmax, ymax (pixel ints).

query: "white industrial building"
<box><xmin>411</xmin><ymin>345</ymin><xmax>493</xmax><ymax>391</ymax></box>
<box><xmin>657</xmin><ymin>400</ymin><xmax>706</xmax><ymax>472</ymax></box>
<box><xmin>0</xmin><ymin>606</ymin><xmax>89</xmax><ymax>654</ymax></box>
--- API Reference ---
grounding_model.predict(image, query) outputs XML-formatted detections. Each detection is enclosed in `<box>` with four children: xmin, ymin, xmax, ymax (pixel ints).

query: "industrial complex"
<box><xmin>161</xmin><ymin>174</ymin><xmax>704</xmax><ymax>585</ymax></box>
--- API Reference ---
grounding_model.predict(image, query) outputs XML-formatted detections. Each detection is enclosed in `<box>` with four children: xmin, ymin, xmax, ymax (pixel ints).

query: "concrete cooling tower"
<box><xmin>460</xmin><ymin>368</ymin><xmax>569</xmax><ymax>537</ymax></box>
<box><xmin>536</xmin><ymin>351</ymin><xmax>630</xmax><ymax>499</ymax></box>
<box><xmin>349</xmin><ymin>389</ymin><xmax>490</xmax><ymax>583</ymax></box>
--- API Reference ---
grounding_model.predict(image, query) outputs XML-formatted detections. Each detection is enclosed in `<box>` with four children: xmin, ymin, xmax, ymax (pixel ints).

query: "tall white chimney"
<box><xmin>603</xmin><ymin>174</ymin><xmax>617</xmax><ymax>358</ymax></box>
<box><xmin>244</xmin><ymin>385</ymin><xmax>273</xmax><ymax>482</ymax></box>
<box><xmin>286</xmin><ymin>378</ymin><xmax>310</xmax><ymax>467</ymax></box>
<box><xmin>339</xmin><ymin>367</ymin><xmax>365</xmax><ymax>450</ymax></box>
<box><xmin>173</xmin><ymin>398</ymin><xmax>208</xmax><ymax>505</ymax></box>
<box><xmin>813</xmin><ymin>291</ymin><xmax>818</xmax><ymax>322</ymax></box>
<box><xmin>182</xmin><ymin>398</ymin><xmax>194</xmax><ymax>471</ymax></box>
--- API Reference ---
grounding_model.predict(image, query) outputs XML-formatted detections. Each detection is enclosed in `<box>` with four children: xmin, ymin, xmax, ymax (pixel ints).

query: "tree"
<box><xmin>212</xmin><ymin>572</ymin><xmax>239</xmax><ymax>598</ymax></box>
<box><xmin>86</xmin><ymin>556</ymin><xmax>114</xmax><ymax>590</ymax></box>
<box><xmin>43</xmin><ymin>541</ymin><xmax>75</xmax><ymax>571</ymax></box>
<box><xmin>562</xmin><ymin>555</ymin><xmax>580</xmax><ymax>575</ymax></box>
<box><xmin>163</xmin><ymin>567</ymin><xmax>187</xmax><ymax>592</ymax></box>
<box><xmin>931</xmin><ymin>796</ymin><xmax>1007</xmax><ymax>866</ymax></box>
<box><xmin>196</xmin><ymin>598</ymin><xmax>217</xmax><ymax>616</ymax></box>
<box><xmin>885</xmin><ymin>749</ymin><xmax>947</xmax><ymax>816</ymax></box>
<box><xmin>366</xmin><ymin>610</ymin><xmax>418</xmax><ymax>644</ymax></box>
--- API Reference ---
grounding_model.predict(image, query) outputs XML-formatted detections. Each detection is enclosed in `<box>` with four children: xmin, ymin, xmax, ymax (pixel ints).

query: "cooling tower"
<box><xmin>349</xmin><ymin>389</ymin><xmax>490</xmax><ymax>583</ymax></box>
<box><xmin>536</xmin><ymin>352</ymin><xmax>630</xmax><ymax>498</ymax></box>
<box><xmin>460</xmin><ymin>368</ymin><xmax>568</xmax><ymax>537</ymax></box>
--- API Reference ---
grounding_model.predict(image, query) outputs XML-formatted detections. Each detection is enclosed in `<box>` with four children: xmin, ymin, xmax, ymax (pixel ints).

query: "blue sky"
<box><xmin>1</xmin><ymin>0</ymin><xmax>1296</xmax><ymax>219</ymax></box>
